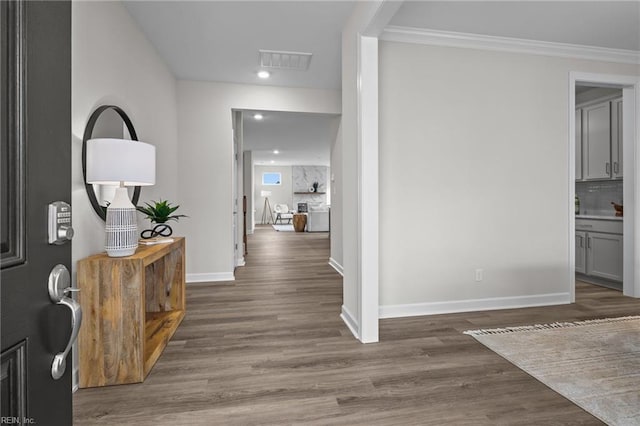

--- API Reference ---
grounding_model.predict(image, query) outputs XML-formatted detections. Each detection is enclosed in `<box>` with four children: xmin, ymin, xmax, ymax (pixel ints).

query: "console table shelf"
<box><xmin>77</xmin><ymin>237</ymin><xmax>185</xmax><ymax>388</ymax></box>
<box><xmin>293</xmin><ymin>192</ymin><xmax>326</xmax><ymax>194</ymax></box>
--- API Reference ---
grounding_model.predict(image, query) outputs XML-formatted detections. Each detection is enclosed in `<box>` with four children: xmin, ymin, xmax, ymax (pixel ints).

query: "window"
<box><xmin>262</xmin><ymin>172</ymin><xmax>281</xmax><ymax>185</ymax></box>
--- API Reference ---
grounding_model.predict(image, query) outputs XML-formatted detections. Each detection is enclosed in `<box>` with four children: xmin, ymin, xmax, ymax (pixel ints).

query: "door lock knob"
<box><xmin>59</xmin><ymin>225</ymin><xmax>74</xmax><ymax>241</ymax></box>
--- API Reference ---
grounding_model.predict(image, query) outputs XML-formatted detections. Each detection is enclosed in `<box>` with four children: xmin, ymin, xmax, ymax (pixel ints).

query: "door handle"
<box><xmin>614</xmin><ymin>162</ymin><xmax>619</xmax><ymax>174</ymax></box>
<box><xmin>606</xmin><ymin>162</ymin><xmax>611</xmax><ymax>175</ymax></box>
<box><xmin>47</xmin><ymin>264</ymin><xmax>83</xmax><ymax>380</ymax></box>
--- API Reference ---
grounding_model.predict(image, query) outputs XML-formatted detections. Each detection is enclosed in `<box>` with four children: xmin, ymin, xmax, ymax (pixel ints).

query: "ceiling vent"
<box><xmin>259</xmin><ymin>50</ymin><xmax>312</xmax><ymax>71</ymax></box>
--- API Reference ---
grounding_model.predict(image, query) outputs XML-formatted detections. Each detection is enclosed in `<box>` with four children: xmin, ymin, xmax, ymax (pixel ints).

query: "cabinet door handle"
<box><xmin>580</xmin><ymin>236</ymin><xmax>584</xmax><ymax>248</ymax></box>
<box><xmin>587</xmin><ymin>237</ymin><xmax>592</xmax><ymax>249</ymax></box>
<box><xmin>606</xmin><ymin>162</ymin><xmax>611</xmax><ymax>175</ymax></box>
<box><xmin>614</xmin><ymin>162</ymin><xmax>619</xmax><ymax>174</ymax></box>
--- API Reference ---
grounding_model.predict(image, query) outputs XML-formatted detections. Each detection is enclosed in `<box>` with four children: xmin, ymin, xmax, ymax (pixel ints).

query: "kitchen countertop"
<box><xmin>576</xmin><ymin>214</ymin><xmax>623</xmax><ymax>221</ymax></box>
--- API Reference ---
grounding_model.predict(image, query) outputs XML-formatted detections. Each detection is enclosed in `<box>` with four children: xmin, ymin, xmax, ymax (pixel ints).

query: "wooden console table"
<box><xmin>77</xmin><ymin>237</ymin><xmax>185</xmax><ymax>387</ymax></box>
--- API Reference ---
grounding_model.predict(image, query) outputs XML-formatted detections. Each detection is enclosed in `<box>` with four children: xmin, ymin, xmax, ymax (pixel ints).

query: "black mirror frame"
<box><xmin>82</xmin><ymin>105</ymin><xmax>141</xmax><ymax>221</ymax></box>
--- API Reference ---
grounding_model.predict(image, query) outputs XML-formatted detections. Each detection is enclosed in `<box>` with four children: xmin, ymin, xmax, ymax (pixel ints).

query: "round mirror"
<box><xmin>82</xmin><ymin>105</ymin><xmax>141</xmax><ymax>220</ymax></box>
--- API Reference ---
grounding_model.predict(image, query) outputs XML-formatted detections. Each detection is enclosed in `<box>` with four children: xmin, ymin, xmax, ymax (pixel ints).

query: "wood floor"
<box><xmin>74</xmin><ymin>226</ymin><xmax>640</xmax><ymax>425</ymax></box>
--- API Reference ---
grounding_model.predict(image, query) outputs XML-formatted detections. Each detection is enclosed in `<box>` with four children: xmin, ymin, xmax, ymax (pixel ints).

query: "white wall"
<box><xmin>254</xmin><ymin>166</ymin><xmax>293</xmax><ymax>223</ymax></box>
<box><xmin>330</xmin><ymin>119</ymin><xmax>343</xmax><ymax>272</ymax></box>
<box><xmin>232</xmin><ymin>111</ymin><xmax>244</xmax><ymax>266</ymax></box>
<box><xmin>177</xmin><ymin>81</ymin><xmax>340</xmax><ymax>279</ymax></box>
<box><xmin>71</xmin><ymin>0</ymin><xmax>178</xmax><ymax>389</ymax></box>
<box><xmin>72</xmin><ymin>1</ymin><xmax>178</xmax><ymax>271</ymax></box>
<box><xmin>341</xmin><ymin>1</ymin><xmax>390</xmax><ymax>341</ymax></box>
<box><xmin>378</xmin><ymin>40</ymin><xmax>639</xmax><ymax>314</ymax></box>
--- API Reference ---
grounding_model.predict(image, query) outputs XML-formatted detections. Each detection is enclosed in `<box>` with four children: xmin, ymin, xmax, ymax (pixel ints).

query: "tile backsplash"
<box><xmin>576</xmin><ymin>180</ymin><xmax>623</xmax><ymax>216</ymax></box>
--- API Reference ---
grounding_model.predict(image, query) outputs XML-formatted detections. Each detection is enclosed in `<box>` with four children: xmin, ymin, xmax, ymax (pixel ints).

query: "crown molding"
<box><xmin>382</xmin><ymin>26</ymin><xmax>640</xmax><ymax>65</ymax></box>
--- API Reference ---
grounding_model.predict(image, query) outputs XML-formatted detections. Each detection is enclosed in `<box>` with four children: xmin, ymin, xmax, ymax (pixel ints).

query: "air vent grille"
<box><xmin>259</xmin><ymin>50</ymin><xmax>312</xmax><ymax>71</ymax></box>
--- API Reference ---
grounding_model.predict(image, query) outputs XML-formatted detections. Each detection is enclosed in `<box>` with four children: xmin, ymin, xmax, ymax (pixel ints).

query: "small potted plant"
<box><xmin>137</xmin><ymin>199</ymin><xmax>187</xmax><ymax>239</ymax></box>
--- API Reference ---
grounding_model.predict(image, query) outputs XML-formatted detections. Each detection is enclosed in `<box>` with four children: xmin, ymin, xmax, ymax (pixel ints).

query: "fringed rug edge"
<box><xmin>463</xmin><ymin>315</ymin><xmax>640</xmax><ymax>336</ymax></box>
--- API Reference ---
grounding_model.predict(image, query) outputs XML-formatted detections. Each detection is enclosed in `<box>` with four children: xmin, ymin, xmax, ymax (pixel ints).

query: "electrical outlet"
<box><xmin>475</xmin><ymin>269</ymin><xmax>483</xmax><ymax>282</ymax></box>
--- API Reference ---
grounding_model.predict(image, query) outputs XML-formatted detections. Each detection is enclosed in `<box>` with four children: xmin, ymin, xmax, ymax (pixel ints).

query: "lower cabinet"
<box><xmin>587</xmin><ymin>232</ymin><xmax>623</xmax><ymax>281</ymax></box>
<box><xmin>575</xmin><ymin>231</ymin><xmax>587</xmax><ymax>274</ymax></box>
<box><xmin>575</xmin><ymin>228</ymin><xmax>623</xmax><ymax>282</ymax></box>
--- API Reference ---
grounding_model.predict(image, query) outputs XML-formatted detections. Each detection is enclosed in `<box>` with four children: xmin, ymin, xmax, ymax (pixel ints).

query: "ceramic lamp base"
<box><xmin>105</xmin><ymin>187</ymin><xmax>138</xmax><ymax>257</ymax></box>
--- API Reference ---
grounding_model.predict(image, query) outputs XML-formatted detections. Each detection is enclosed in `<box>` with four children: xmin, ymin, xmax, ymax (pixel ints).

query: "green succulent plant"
<box><xmin>136</xmin><ymin>199</ymin><xmax>187</xmax><ymax>224</ymax></box>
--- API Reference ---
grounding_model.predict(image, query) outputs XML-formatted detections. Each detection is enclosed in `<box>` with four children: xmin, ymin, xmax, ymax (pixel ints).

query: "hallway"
<box><xmin>74</xmin><ymin>227</ymin><xmax>639</xmax><ymax>425</ymax></box>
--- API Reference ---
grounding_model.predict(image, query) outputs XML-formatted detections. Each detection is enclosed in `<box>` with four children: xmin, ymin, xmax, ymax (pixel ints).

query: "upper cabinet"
<box><xmin>576</xmin><ymin>97</ymin><xmax>622</xmax><ymax>182</ymax></box>
<box><xmin>611</xmin><ymin>98</ymin><xmax>623</xmax><ymax>179</ymax></box>
<box><xmin>582</xmin><ymin>101</ymin><xmax>611</xmax><ymax>180</ymax></box>
<box><xmin>575</xmin><ymin>109</ymin><xmax>582</xmax><ymax>180</ymax></box>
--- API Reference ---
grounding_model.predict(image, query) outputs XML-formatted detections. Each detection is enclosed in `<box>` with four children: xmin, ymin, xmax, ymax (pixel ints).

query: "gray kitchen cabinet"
<box><xmin>576</xmin><ymin>218</ymin><xmax>623</xmax><ymax>283</ymax></box>
<box><xmin>611</xmin><ymin>98</ymin><xmax>623</xmax><ymax>179</ymax></box>
<box><xmin>582</xmin><ymin>101</ymin><xmax>611</xmax><ymax>180</ymax></box>
<box><xmin>575</xmin><ymin>108</ymin><xmax>582</xmax><ymax>180</ymax></box>
<box><xmin>587</xmin><ymin>232</ymin><xmax>623</xmax><ymax>281</ymax></box>
<box><xmin>575</xmin><ymin>231</ymin><xmax>587</xmax><ymax>274</ymax></box>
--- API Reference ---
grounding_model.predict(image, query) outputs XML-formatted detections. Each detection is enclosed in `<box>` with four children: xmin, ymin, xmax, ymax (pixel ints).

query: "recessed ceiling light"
<box><xmin>257</xmin><ymin>70</ymin><xmax>270</xmax><ymax>79</ymax></box>
<box><xmin>270</xmin><ymin>160</ymin><xmax>275</xmax><ymax>164</ymax></box>
<box><xmin>273</xmin><ymin>150</ymin><xmax>279</xmax><ymax>154</ymax></box>
<box><xmin>254</xmin><ymin>113</ymin><xmax>263</xmax><ymax>120</ymax></box>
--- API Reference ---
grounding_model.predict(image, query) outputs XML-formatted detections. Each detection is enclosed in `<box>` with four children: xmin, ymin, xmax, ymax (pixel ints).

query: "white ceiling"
<box><xmin>390</xmin><ymin>1</ymin><xmax>640</xmax><ymax>51</ymax></box>
<box><xmin>122</xmin><ymin>1</ymin><xmax>355</xmax><ymax>90</ymax></box>
<box><xmin>242</xmin><ymin>111</ymin><xmax>340</xmax><ymax>167</ymax></box>
<box><xmin>121</xmin><ymin>1</ymin><xmax>638</xmax><ymax>166</ymax></box>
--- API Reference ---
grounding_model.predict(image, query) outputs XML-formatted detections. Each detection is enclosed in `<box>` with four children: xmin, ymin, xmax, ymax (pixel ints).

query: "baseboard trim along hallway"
<box><xmin>340</xmin><ymin>304</ymin><xmax>359</xmax><ymax>339</ymax></box>
<box><xmin>379</xmin><ymin>292</ymin><xmax>571</xmax><ymax>318</ymax></box>
<box><xmin>186</xmin><ymin>272</ymin><xmax>235</xmax><ymax>283</ymax></box>
<box><xmin>328</xmin><ymin>257</ymin><xmax>344</xmax><ymax>276</ymax></box>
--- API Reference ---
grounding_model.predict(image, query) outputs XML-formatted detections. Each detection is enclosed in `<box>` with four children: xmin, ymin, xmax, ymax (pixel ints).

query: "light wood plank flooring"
<box><xmin>74</xmin><ymin>226</ymin><xmax>640</xmax><ymax>425</ymax></box>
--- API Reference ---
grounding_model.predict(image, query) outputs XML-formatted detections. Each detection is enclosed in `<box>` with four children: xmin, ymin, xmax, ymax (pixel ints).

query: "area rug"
<box><xmin>272</xmin><ymin>224</ymin><xmax>294</xmax><ymax>232</ymax></box>
<box><xmin>464</xmin><ymin>316</ymin><xmax>640</xmax><ymax>426</ymax></box>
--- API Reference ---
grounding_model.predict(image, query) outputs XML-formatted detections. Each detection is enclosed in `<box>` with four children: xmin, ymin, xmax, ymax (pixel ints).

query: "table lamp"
<box><xmin>86</xmin><ymin>138</ymin><xmax>156</xmax><ymax>257</ymax></box>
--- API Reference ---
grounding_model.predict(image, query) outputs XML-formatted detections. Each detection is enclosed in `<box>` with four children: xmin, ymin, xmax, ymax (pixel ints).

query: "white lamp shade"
<box><xmin>86</xmin><ymin>138</ymin><xmax>155</xmax><ymax>186</ymax></box>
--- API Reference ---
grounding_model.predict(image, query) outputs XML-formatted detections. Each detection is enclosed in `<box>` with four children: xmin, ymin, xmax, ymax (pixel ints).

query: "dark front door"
<box><xmin>1</xmin><ymin>1</ymin><xmax>73</xmax><ymax>425</ymax></box>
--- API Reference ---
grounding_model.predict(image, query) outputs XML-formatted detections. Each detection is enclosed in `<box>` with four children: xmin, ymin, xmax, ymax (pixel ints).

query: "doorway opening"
<box><xmin>231</xmin><ymin>109</ymin><xmax>340</xmax><ymax>270</ymax></box>
<box><xmin>569</xmin><ymin>72</ymin><xmax>640</xmax><ymax>301</ymax></box>
<box><xmin>574</xmin><ymin>85</ymin><xmax>624</xmax><ymax>292</ymax></box>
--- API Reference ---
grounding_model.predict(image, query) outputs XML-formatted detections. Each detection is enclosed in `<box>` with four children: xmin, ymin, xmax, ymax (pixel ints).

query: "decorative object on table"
<box><xmin>260</xmin><ymin>190</ymin><xmax>274</xmax><ymax>224</ymax></box>
<box><xmin>308</xmin><ymin>186</ymin><xmax>315</xmax><ymax>193</ymax></box>
<box><xmin>312</xmin><ymin>181</ymin><xmax>319</xmax><ymax>192</ymax></box>
<box><xmin>611</xmin><ymin>201</ymin><xmax>623</xmax><ymax>217</ymax></box>
<box><xmin>137</xmin><ymin>199</ymin><xmax>187</xmax><ymax>239</ymax></box>
<box><xmin>82</xmin><ymin>105</ymin><xmax>143</xmax><ymax>221</ymax></box>
<box><xmin>575</xmin><ymin>195</ymin><xmax>580</xmax><ymax>215</ymax></box>
<box><xmin>465</xmin><ymin>316</ymin><xmax>640</xmax><ymax>426</ymax></box>
<box><xmin>138</xmin><ymin>237</ymin><xmax>175</xmax><ymax>245</ymax></box>
<box><xmin>86</xmin><ymin>138</ymin><xmax>155</xmax><ymax>257</ymax></box>
<box><xmin>297</xmin><ymin>202</ymin><xmax>308</xmax><ymax>213</ymax></box>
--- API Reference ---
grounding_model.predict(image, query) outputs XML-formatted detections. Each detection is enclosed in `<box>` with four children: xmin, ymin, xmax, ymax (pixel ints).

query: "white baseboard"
<box><xmin>379</xmin><ymin>292</ymin><xmax>571</xmax><ymax>319</ymax></box>
<box><xmin>341</xmin><ymin>305</ymin><xmax>359</xmax><ymax>339</ymax></box>
<box><xmin>328</xmin><ymin>258</ymin><xmax>344</xmax><ymax>276</ymax></box>
<box><xmin>187</xmin><ymin>272</ymin><xmax>235</xmax><ymax>283</ymax></box>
